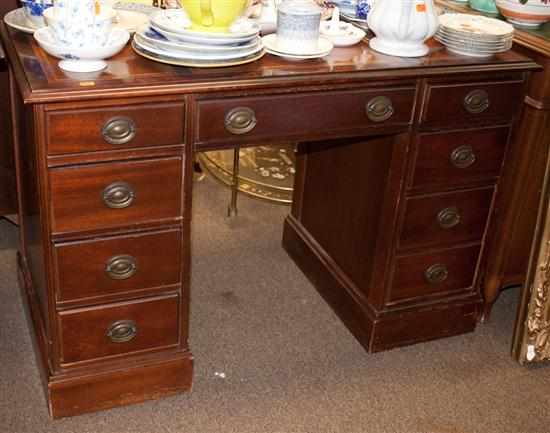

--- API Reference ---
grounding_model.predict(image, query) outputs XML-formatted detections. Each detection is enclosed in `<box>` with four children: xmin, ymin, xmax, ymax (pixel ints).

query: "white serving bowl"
<box><xmin>43</xmin><ymin>6</ymin><xmax>117</xmax><ymax>48</ymax></box>
<box><xmin>33</xmin><ymin>26</ymin><xmax>130</xmax><ymax>72</ymax></box>
<box><xmin>496</xmin><ymin>0</ymin><xmax>550</xmax><ymax>28</ymax></box>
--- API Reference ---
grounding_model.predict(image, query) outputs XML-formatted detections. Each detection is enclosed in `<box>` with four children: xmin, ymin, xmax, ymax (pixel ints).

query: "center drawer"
<box><xmin>195</xmin><ymin>88</ymin><xmax>415</xmax><ymax>147</ymax></box>
<box><xmin>54</xmin><ymin>229</ymin><xmax>182</xmax><ymax>304</ymax></box>
<box><xmin>49</xmin><ymin>157</ymin><xmax>183</xmax><ymax>234</ymax></box>
<box><xmin>58</xmin><ymin>294</ymin><xmax>180</xmax><ymax>365</ymax></box>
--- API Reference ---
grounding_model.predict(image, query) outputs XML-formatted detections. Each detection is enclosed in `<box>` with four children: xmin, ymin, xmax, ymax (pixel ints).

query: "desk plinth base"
<box><xmin>282</xmin><ymin>216</ymin><xmax>482</xmax><ymax>352</ymax></box>
<box><xmin>17</xmin><ymin>253</ymin><xmax>193</xmax><ymax>419</ymax></box>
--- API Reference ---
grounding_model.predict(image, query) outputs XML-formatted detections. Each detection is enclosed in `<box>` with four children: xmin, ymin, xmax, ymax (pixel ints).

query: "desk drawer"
<box><xmin>46</xmin><ymin>103</ymin><xmax>185</xmax><ymax>155</ymax></box>
<box><xmin>421</xmin><ymin>81</ymin><xmax>523</xmax><ymax>128</ymax></box>
<box><xmin>196</xmin><ymin>88</ymin><xmax>415</xmax><ymax>146</ymax></box>
<box><xmin>399</xmin><ymin>187</ymin><xmax>494</xmax><ymax>251</ymax></box>
<box><xmin>388</xmin><ymin>245</ymin><xmax>480</xmax><ymax>304</ymax></box>
<box><xmin>58</xmin><ymin>294</ymin><xmax>179</xmax><ymax>364</ymax></box>
<box><xmin>50</xmin><ymin>157</ymin><xmax>183</xmax><ymax>234</ymax></box>
<box><xmin>410</xmin><ymin>128</ymin><xmax>509</xmax><ymax>191</ymax></box>
<box><xmin>54</xmin><ymin>229</ymin><xmax>182</xmax><ymax>303</ymax></box>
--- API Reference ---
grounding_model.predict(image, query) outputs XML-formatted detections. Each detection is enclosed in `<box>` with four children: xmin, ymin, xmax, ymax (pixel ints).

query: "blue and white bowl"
<box><xmin>20</xmin><ymin>0</ymin><xmax>53</xmax><ymax>27</ymax></box>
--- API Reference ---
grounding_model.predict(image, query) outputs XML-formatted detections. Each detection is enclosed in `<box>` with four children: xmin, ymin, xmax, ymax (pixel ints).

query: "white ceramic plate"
<box><xmin>150</xmin><ymin>9</ymin><xmax>260</xmax><ymax>39</ymax></box>
<box><xmin>136</xmin><ymin>26</ymin><xmax>261</xmax><ymax>53</ymax></box>
<box><xmin>262</xmin><ymin>34</ymin><xmax>333</xmax><ymax>57</ymax></box>
<box><xmin>435</xmin><ymin>32</ymin><xmax>513</xmax><ymax>49</ymax></box>
<box><xmin>437</xmin><ymin>28</ymin><xmax>513</xmax><ymax>45</ymax></box>
<box><xmin>439</xmin><ymin>13</ymin><xmax>514</xmax><ymax>37</ymax></box>
<box><xmin>132</xmin><ymin>39</ymin><xmax>265</xmax><ymax>67</ymax></box>
<box><xmin>4</xmin><ymin>6</ymin><xmax>148</xmax><ymax>35</ymax></box>
<box><xmin>151</xmin><ymin>24</ymin><xmax>258</xmax><ymax>46</ymax></box>
<box><xmin>134</xmin><ymin>34</ymin><xmax>263</xmax><ymax>60</ymax></box>
<box><xmin>4</xmin><ymin>8</ymin><xmax>40</xmax><ymax>34</ymax></box>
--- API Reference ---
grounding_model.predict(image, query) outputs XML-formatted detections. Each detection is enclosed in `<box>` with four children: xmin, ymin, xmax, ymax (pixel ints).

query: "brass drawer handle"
<box><xmin>107</xmin><ymin>320</ymin><xmax>137</xmax><ymax>343</ymax></box>
<box><xmin>105</xmin><ymin>255</ymin><xmax>137</xmax><ymax>280</ymax></box>
<box><xmin>102</xmin><ymin>181</ymin><xmax>135</xmax><ymax>209</ymax></box>
<box><xmin>225</xmin><ymin>107</ymin><xmax>257</xmax><ymax>135</ymax></box>
<box><xmin>424</xmin><ymin>264</ymin><xmax>449</xmax><ymax>284</ymax></box>
<box><xmin>450</xmin><ymin>145</ymin><xmax>476</xmax><ymax>169</ymax></box>
<box><xmin>437</xmin><ymin>206</ymin><xmax>461</xmax><ymax>229</ymax></box>
<box><xmin>366</xmin><ymin>96</ymin><xmax>394</xmax><ymax>122</ymax></box>
<box><xmin>101</xmin><ymin>117</ymin><xmax>137</xmax><ymax>145</ymax></box>
<box><xmin>463</xmin><ymin>89</ymin><xmax>490</xmax><ymax>114</ymax></box>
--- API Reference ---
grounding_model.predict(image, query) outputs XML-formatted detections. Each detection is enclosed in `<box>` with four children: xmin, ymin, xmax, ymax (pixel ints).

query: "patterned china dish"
<box><xmin>33</xmin><ymin>26</ymin><xmax>130</xmax><ymax>72</ymax></box>
<box><xmin>319</xmin><ymin>7</ymin><xmax>365</xmax><ymax>46</ymax></box>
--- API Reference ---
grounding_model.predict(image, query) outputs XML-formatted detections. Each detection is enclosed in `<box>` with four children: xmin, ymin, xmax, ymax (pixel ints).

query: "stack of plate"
<box><xmin>133</xmin><ymin>9</ymin><xmax>264</xmax><ymax>67</ymax></box>
<box><xmin>435</xmin><ymin>13</ymin><xmax>514</xmax><ymax>57</ymax></box>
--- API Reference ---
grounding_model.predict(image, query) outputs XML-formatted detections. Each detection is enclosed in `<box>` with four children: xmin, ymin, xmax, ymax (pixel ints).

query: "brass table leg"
<box><xmin>227</xmin><ymin>145</ymin><xmax>240</xmax><ymax>217</ymax></box>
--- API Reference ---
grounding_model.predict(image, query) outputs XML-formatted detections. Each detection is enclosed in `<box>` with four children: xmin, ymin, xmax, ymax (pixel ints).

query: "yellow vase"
<box><xmin>180</xmin><ymin>0</ymin><xmax>249</xmax><ymax>32</ymax></box>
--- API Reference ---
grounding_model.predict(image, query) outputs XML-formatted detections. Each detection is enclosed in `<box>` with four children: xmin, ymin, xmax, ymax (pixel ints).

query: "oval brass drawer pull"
<box><xmin>437</xmin><ymin>207</ymin><xmax>461</xmax><ymax>229</ymax></box>
<box><xmin>102</xmin><ymin>181</ymin><xmax>135</xmax><ymax>209</ymax></box>
<box><xmin>366</xmin><ymin>96</ymin><xmax>394</xmax><ymax>122</ymax></box>
<box><xmin>107</xmin><ymin>320</ymin><xmax>137</xmax><ymax>343</ymax></box>
<box><xmin>463</xmin><ymin>89</ymin><xmax>490</xmax><ymax>114</ymax></box>
<box><xmin>424</xmin><ymin>264</ymin><xmax>449</xmax><ymax>284</ymax></box>
<box><xmin>450</xmin><ymin>145</ymin><xmax>476</xmax><ymax>169</ymax></box>
<box><xmin>101</xmin><ymin>117</ymin><xmax>137</xmax><ymax>145</ymax></box>
<box><xmin>105</xmin><ymin>255</ymin><xmax>137</xmax><ymax>280</ymax></box>
<box><xmin>225</xmin><ymin>107</ymin><xmax>257</xmax><ymax>135</ymax></box>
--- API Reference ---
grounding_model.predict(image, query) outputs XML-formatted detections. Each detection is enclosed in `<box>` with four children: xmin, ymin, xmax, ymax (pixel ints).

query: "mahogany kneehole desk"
<box><xmin>0</xmin><ymin>23</ymin><xmax>539</xmax><ymax>418</ymax></box>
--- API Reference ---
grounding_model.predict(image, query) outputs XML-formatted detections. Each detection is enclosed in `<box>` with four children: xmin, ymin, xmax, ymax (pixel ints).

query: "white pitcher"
<box><xmin>367</xmin><ymin>0</ymin><xmax>439</xmax><ymax>57</ymax></box>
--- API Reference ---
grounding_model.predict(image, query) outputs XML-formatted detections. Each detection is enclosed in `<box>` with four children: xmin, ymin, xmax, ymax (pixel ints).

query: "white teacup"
<box><xmin>44</xmin><ymin>2</ymin><xmax>116</xmax><ymax>48</ymax></box>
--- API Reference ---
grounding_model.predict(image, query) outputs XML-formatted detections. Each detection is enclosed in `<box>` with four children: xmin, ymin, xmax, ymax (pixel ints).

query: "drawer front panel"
<box><xmin>411</xmin><ymin>128</ymin><xmax>509</xmax><ymax>190</ymax></box>
<box><xmin>59</xmin><ymin>294</ymin><xmax>179</xmax><ymax>364</ymax></box>
<box><xmin>399</xmin><ymin>187</ymin><xmax>494</xmax><ymax>251</ymax></box>
<box><xmin>50</xmin><ymin>157</ymin><xmax>183</xmax><ymax>234</ymax></box>
<box><xmin>421</xmin><ymin>81</ymin><xmax>523</xmax><ymax>128</ymax></box>
<box><xmin>196</xmin><ymin>88</ymin><xmax>415</xmax><ymax>145</ymax></box>
<box><xmin>389</xmin><ymin>245</ymin><xmax>480</xmax><ymax>304</ymax></box>
<box><xmin>55</xmin><ymin>229</ymin><xmax>182</xmax><ymax>303</ymax></box>
<box><xmin>47</xmin><ymin>103</ymin><xmax>185</xmax><ymax>155</ymax></box>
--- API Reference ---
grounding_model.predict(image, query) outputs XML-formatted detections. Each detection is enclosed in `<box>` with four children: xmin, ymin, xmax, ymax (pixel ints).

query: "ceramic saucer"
<box><xmin>320</xmin><ymin>21</ymin><xmax>365</xmax><ymax>47</ymax></box>
<box><xmin>4</xmin><ymin>8</ymin><xmax>40</xmax><ymax>34</ymax></box>
<box><xmin>114</xmin><ymin>10</ymin><xmax>150</xmax><ymax>34</ymax></box>
<box><xmin>137</xmin><ymin>26</ymin><xmax>261</xmax><ymax>53</ymax></box>
<box><xmin>151</xmin><ymin>9</ymin><xmax>260</xmax><ymax>40</ymax></box>
<box><xmin>261</xmin><ymin>34</ymin><xmax>333</xmax><ymax>59</ymax></box>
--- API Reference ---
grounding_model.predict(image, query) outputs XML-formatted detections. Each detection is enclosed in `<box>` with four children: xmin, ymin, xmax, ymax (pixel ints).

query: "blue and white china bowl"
<box><xmin>20</xmin><ymin>0</ymin><xmax>53</xmax><ymax>27</ymax></box>
<box><xmin>44</xmin><ymin>6</ymin><xmax>117</xmax><ymax>48</ymax></box>
<box><xmin>33</xmin><ymin>26</ymin><xmax>130</xmax><ymax>72</ymax></box>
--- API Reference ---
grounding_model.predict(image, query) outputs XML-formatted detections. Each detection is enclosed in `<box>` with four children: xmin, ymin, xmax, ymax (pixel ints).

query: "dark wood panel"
<box><xmin>49</xmin><ymin>157</ymin><xmax>183</xmax><ymax>234</ymax></box>
<box><xmin>297</xmin><ymin>135</ymin><xmax>404</xmax><ymax>299</ymax></box>
<box><xmin>46</xmin><ymin>102</ymin><xmax>185</xmax><ymax>155</ymax></box>
<box><xmin>54</xmin><ymin>228</ymin><xmax>182</xmax><ymax>304</ymax></box>
<box><xmin>398</xmin><ymin>187</ymin><xmax>494</xmax><ymax>251</ymax></box>
<box><xmin>196</xmin><ymin>88</ymin><xmax>415</xmax><ymax>146</ymax></box>
<box><xmin>49</xmin><ymin>354</ymin><xmax>193</xmax><ymax>418</ymax></box>
<box><xmin>389</xmin><ymin>245</ymin><xmax>481</xmax><ymax>304</ymax></box>
<box><xmin>410</xmin><ymin>127</ymin><xmax>509</xmax><ymax>191</ymax></box>
<box><xmin>58</xmin><ymin>294</ymin><xmax>180</xmax><ymax>365</ymax></box>
<box><xmin>420</xmin><ymin>80</ymin><xmax>524</xmax><ymax>129</ymax></box>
